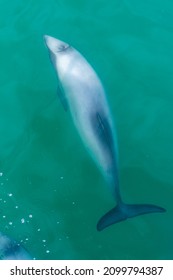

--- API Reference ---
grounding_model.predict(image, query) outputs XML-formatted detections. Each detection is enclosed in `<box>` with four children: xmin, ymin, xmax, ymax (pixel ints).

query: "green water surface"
<box><xmin>0</xmin><ymin>0</ymin><xmax>173</xmax><ymax>259</ymax></box>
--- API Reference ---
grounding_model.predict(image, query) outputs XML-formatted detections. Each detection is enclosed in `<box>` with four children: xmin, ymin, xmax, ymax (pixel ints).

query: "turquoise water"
<box><xmin>0</xmin><ymin>0</ymin><xmax>173</xmax><ymax>259</ymax></box>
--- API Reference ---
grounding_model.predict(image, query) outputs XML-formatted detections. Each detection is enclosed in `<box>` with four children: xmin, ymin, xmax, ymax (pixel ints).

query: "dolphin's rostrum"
<box><xmin>44</xmin><ymin>35</ymin><xmax>165</xmax><ymax>231</ymax></box>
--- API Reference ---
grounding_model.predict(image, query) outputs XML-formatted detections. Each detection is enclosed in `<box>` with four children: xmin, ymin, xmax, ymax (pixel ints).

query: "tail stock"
<box><xmin>97</xmin><ymin>203</ymin><xmax>166</xmax><ymax>231</ymax></box>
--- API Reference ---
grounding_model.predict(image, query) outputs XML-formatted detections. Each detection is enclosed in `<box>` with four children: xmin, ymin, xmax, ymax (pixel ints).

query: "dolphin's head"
<box><xmin>44</xmin><ymin>35</ymin><xmax>72</xmax><ymax>75</ymax></box>
<box><xmin>44</xmin><ymin>35</ymin><xmax>70</xmax><ymax>54</ymax></box>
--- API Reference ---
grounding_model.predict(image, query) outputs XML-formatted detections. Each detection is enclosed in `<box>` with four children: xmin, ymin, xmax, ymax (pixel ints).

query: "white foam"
<box><xmin>21</xmin><ymin>218</ymin><xmax>25</xmax><ymax>224</ymax></box>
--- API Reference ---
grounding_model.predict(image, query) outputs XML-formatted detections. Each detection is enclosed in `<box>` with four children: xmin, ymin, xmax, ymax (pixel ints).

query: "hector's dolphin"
<box><xmin>44</xmin><ymin>35</ymin><xmax>165</xmax><ymax>231</ymax></box>
<box><xmin>0</xmin><ymin>232</ymin><xmax>32</xmax><ymax>260</ymax></box>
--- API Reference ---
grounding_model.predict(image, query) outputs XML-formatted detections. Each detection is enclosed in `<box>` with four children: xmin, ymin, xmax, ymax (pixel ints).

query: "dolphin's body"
<box><xmin>0</xmin><ymin>232</ymin><xmax>32</xmax><ymax>260</ymax></box>
<box><xmin>44</xmin><ymin>35</ymin><xmax>165</xmax><ymax>231</ymax></box>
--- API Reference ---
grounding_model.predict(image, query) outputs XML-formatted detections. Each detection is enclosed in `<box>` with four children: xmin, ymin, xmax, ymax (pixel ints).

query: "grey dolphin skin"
<box><xmin>44</xmin><ymin>35</ymin><xmax>165</xmax><ymax>231</ymax></box>
<box><xmin>0</xmin><ymin>232</ymin><xmax>32</xmax><ymax>260</ymax></box>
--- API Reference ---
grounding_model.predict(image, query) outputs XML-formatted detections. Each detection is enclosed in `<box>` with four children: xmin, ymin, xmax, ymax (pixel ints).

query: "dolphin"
<box><xmin>0</xmin><ymin>232</ymin><xmax>32</xmax><ymax>260</ymax></box>
<box><xmin>44</xmin><ymin>35</ymin><xmax>165</xmax><ymax>231</ymax></box>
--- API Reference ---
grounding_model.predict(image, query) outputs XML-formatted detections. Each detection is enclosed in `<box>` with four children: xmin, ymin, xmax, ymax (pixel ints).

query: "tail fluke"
<box><xmin>97</xmin><ymin>203</ymin><xmax>166</xmax><ymax>231</ymax></box>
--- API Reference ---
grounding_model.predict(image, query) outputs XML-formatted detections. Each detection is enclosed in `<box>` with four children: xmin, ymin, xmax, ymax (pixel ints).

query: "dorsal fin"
<box><xmin>96</xmin><ymin>112</ymin><xmax>114</xmax><ymax>149</ymax></box>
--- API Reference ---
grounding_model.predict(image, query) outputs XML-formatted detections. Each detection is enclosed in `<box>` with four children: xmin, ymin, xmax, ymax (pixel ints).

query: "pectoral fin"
<box><xmin>57</xmin><ymin>84</ymin><xmax>69</xmax><ymax>111</ymax></box>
